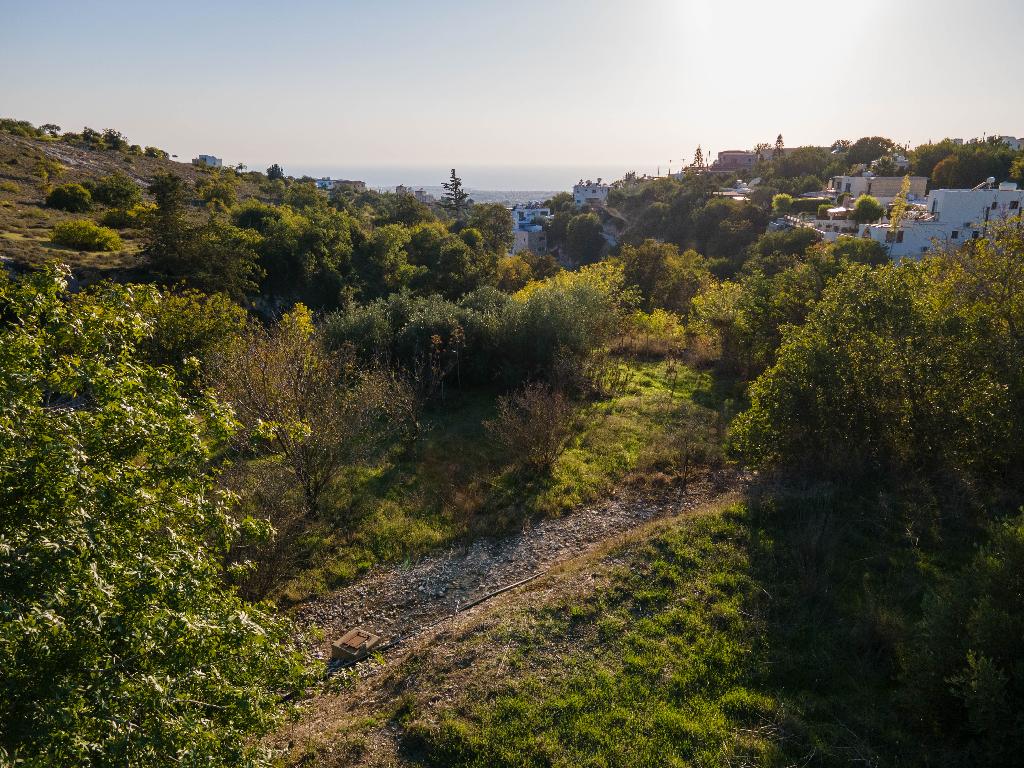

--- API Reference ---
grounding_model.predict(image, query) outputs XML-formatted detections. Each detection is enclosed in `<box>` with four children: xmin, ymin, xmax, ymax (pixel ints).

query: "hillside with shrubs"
<box><xmin>2</xmin><ymin>117</ymin><xmax>1024</xmax><ymax>767</ymax></box>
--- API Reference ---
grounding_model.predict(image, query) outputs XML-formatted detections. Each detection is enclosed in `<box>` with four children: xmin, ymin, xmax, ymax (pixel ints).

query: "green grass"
<box><xmin>386</xmin><ymin>486</ymin><xmax>973</xmax><ymax>767</ymax></box>
<box><xmin>273</xmin><ymin>358</ymin><xmax>729</xmax><ymax>603</ymax></box>
<box><xmin>401</xmin><ymin>506</ymin><xmax>784</xmax><ymax>767</ymax></box>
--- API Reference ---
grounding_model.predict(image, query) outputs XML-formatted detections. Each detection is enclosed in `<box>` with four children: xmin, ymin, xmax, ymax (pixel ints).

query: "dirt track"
<box><xmin>297</xmin><ymin>470</ymin><xmax>744</xmax><ymax>661</ymax></box>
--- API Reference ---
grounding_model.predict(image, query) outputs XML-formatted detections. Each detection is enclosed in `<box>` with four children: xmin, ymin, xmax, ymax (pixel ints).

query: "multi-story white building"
<box><xmin>828</xmin><ymin>174</ymin><xmax>928</xmax><ymax>206</ymax></box>
<box><xmin>573</xmin><ymin>179</ymin><xmax>609</xmax><ymax>209</ymax></box>
<box><xmin>509</xmin><ymin>203</ymin><xmax>550</xmax><ymax>254</ymax></box>
<box><xmin>998</xmin><ymin>135</ymin><xmax>1023</xmax><ymax>151</ymax></box>
<box><xmin>192</xmin><ymin>154</ymin><xmax>222</xmax><ymax>168</ymax></box>
<box><xmin>863</xmin><ymin>181</ymin><xmax>1024</xmax><ymax>259</ymax></box>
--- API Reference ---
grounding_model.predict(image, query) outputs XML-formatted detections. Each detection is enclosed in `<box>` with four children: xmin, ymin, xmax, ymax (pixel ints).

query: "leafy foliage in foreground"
<box><xmin>0</xmin><ymin>269</ymin><xmax>311</xmax><ymax>767</ymax></box>
<box><xmin>732</xmin><ymin>221</ymin><xmax>1024</xmax><ymax>489</ymax></box>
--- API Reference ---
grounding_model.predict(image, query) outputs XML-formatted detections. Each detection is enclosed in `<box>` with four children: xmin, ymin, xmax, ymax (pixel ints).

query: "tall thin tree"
<box><xmin>441</xmin><ymin>168</ymin><xmax>470</xmax><ymax>218</ymax></box>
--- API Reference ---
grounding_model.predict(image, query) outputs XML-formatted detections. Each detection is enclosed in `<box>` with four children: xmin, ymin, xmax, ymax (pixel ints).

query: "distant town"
<box><xmin>190</xmin><ymin>132</ymin><xmax>1024</xmax><ymax>263</ymax></box>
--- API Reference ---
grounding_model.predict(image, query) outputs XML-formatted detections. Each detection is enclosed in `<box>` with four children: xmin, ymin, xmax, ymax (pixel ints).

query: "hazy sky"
<box><xmin>2</xmin><ymin>0</ymin><xmax>1022</xmax><ymax>186</ymax></box>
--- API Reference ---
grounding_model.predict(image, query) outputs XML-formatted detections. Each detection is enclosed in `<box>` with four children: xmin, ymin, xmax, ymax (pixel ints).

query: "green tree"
<box><xmin>773</xmin><ymin>134</ymin><xmax>785</xmax><ymax>159</ymax></box>
<box><xmin>212</xmin><ymin>304</ymin><xmax>414</xmax><ymax>517</ymax></box>
<box><xmin>440</xmin><ymin>169</ymin><xmax>470</xmax><ymax>218</ymax></box>
<box><xmin>100</xmin><ymin>128</ymin><xmax>129</xmax><ymax>150</ymax></box>
<box><xmin>0</xmin><ymin>268</ymin><xmax>310</xmax><ymax>767</ymax></box>
<box><xmin>468</xmin><ymin>202</ymin><xmax>515</xmax><ymax>254</ymax></box>
<box><xmin>565</xmin><ymin>212</ymin><xmax>606</xmax><ymax>264</ymax></box>
<box><xmin>90</xmin><ymin>172</ymin><xmax>142</xmax><ymax>208</ymax></box>
<box><xmin>617</xmin><ymin>239</ymin><xmax>710</xmax><ymax>315</ymax></box>
<box><xmin>771</xmin><ymin>193</ymin><xmax>793</xmax><ymax>215</ymax></box>
<box><xmin>197</xmin><ymin>169</ymin><xmax>239</xmax><ymax>210</ymax></box>
<box><xmin>850</xmin><ymin>194</ymin><xmax>885</xmax><ymax>224</ymax></box>
<box><xmin>266</xmin><ymin>163</ymin><xmax>285</xmax><ymax>180</ymax></box>
<box><xmin>144</xmin><ymin>173</ymin><xmax>262</xmax><ymax>300</ymax></box>
<box><xmin>846</xmin><ymin>136</ymin><xmax>898</xmax><ymax>165</ymax></box>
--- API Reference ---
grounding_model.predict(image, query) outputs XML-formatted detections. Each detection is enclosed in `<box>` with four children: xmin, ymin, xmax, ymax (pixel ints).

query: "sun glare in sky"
<box><xmin>2</xmin><ymin>0</ymin><xmax>1022</xmax><ymax>180</ymax></box>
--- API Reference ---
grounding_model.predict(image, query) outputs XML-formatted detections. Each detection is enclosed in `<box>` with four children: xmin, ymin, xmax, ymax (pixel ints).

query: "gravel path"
<box><xmin>298</xmin><ymin>471</ymin><xmax>743</xmax><ymax>659</ymax></box>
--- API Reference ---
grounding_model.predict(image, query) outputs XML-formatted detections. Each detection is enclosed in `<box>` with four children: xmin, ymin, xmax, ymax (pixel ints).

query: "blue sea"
<box><xmin>283</xmin><ymin>163</ymin><xmax>648</xmax><ymax>204</ymax></box>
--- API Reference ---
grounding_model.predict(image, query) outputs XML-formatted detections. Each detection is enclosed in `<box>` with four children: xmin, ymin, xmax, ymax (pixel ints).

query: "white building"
<box><xmin>863</xmin><ymin>181</ymin><xmax>1024</xmax><ymax>259</ymax></box>
<box><xmin>828</xmin><ymin>174</ymin><xmax>928</xmax><ymax>206</ymax></box>
<box><xmin>509</xmin><ymin>203</ymin><xmax>550</xmax><ymax>254</ymax></box>
<box><xmin>573</xmin><ymin>179</ymin><xmax>610</xmax><ymax>209</ymax></box>
<box><xmin>396</xmin><ymin>185</ymin><xmax>435</xmax><ymax>203</ymax></box>
<box><xmin>998</xmin><ymin>135</ymin><xmax>1023</xmax><ymax>151</ymax></box>
<box><xmin>192</xmin><ymin>154</ymin><xmax>222</xmax><ymax>168</ymax></box>
<box><xmin>315</xmin><ymin>177</ymin><xmax>367</xmax><ymax>192</ymax></box>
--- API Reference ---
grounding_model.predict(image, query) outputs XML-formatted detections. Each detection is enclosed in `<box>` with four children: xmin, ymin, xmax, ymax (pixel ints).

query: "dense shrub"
<box><xmin>731</xmin><ymin>223</ymin><xmax>1024</xmax><ymax>487</ymax></box>
<box><xmin>51</xmin><ymin>220</ymin><xmax>122</xmax><ymax>251</ymax></box>
<box><xmin>789</xmin><ymin>197</ymin><xmax>831</xmax><ymax>215</ymax></box>
<box><xmin>325</xmin><ymin>263</ymin><xmax>628</xmax><ymax>387</ymax></box>
<box><xmin>99</xmin><ymin>202</ymin><xmax>153</xmax><ymax>229</ymax></box>
<box><xmin>45</xmin><ymin>182</ymin><xmax>92</xmax><ymax>212</ymax></box>
<box><xmin>89</xmin><ymin>172</ymin><xmax>142</xmax><ymax>208</ymax></box>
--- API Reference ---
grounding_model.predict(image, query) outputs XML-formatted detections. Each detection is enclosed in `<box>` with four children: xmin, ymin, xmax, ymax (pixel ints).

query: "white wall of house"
<box><xmin>512</xmin><ymin>227</ymin><xmax>547</xmax><ymax>254</ymax></box>
<box><xmin>829</xmin><ymin>175</ymin><xmax>927</xmax><ymax>205</ymax></box>
<box><xmin>864</xmin><ymin>184</ymin><xmax>1024</xmax><ymax>259</ymax></box>
<box><xmin>573</xmin><ymin>181</ymin><xmax>609</xmax><ymax>209</ymax></box>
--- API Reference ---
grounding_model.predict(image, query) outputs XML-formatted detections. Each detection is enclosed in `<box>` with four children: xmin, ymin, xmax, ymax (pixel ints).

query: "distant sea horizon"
<box><xmin>279</xmin><ymin>163</ymin><xmax>657</xmax><ymax>201</ymax></box>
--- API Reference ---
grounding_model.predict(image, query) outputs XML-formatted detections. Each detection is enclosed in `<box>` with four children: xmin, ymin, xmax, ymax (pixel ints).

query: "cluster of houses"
<box><xmin>787</xmin><ymin>174</ymin><xmax>1023</xmax><ymax>259</ymax></box>
<box><xmin>505</xmin><ymin>179</ymin><xmax>611</xmax><ymax>254</ymax></box>
<box><xmin>705</xmin><ymin>139</ymin><xmax>1024</xmax><ymax>259</ymax></box>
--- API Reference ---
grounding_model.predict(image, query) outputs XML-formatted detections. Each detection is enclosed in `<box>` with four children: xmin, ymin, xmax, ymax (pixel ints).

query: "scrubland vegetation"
<box><xmin>2</xmin><ymin>118</ymin><xmax>1024</xmax><ymax>767</ymax></box>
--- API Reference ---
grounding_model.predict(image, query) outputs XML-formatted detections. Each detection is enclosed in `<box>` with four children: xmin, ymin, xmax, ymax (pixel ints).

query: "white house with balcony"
<box><xmin>509</xmin><ymin>203</ymin><xmax>550</xmax><ymax>254</ymax></box>
<box><xmin>863</xmin><ymin>181</ymin><xmax>1024</xmax><ymax>259</ymax></box>
<box><xmin>573</xmin><ymin>179</ymin><xmax>609</xmax><ymax>209</ymax></box>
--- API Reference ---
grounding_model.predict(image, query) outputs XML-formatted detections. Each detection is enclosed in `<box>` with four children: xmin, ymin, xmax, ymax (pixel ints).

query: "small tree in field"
<box><xmin>212</xmin><ymin>304</ymin><xmax>414</xmax><ymax>517</ymax></box>
<box><xmin>486</xmin><ymin>382</ymin><xmax>576</xmax><ymax>473</ymax></box>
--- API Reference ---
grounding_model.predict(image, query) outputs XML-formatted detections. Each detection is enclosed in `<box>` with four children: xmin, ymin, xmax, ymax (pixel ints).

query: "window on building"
<box><xmin>896</xmin><ymin>231</ymin><xmax>904</xmax><ymax>243</ymax></box>
<box><xmin>951</xmin><ymin>230</ymin><xmax>959</xmax><ymax>239</ymax></box>
<box><xmin>972</xmin><ymin>231</ymin><xmax>980</xmax><ymax>239</ymax></box>
<box><xmin>991</xmin><ymin>201</ymin><xmax>998</xmax><ymax>209</ymax></box>
<box><xmin>1011</xmin><ymin>200</ymin><xmax>1020</xmax><ymax>209</ymax></box>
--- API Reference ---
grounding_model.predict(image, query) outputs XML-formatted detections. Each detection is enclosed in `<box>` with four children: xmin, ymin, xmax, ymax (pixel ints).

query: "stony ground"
<box><xmin>298</xmin><ymin>470</ymin><xmax>744</xmax><ymax>663</ymax></box>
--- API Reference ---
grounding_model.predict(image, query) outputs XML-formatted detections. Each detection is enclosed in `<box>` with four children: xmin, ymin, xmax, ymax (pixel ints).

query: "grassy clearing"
<box><xmin>272</xmin><ymin>357</ymin><xmax>731</xmax><ymax>603</ymax></box>
<box><xmin>397</xmin><ymin>504</ymin><xmax>782</xmax><ymax>768</ymax></box>
<box><xmin>383</xmin><ymin>488</ymin><xmax>948</xmax><ymax>767</ymax></box>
